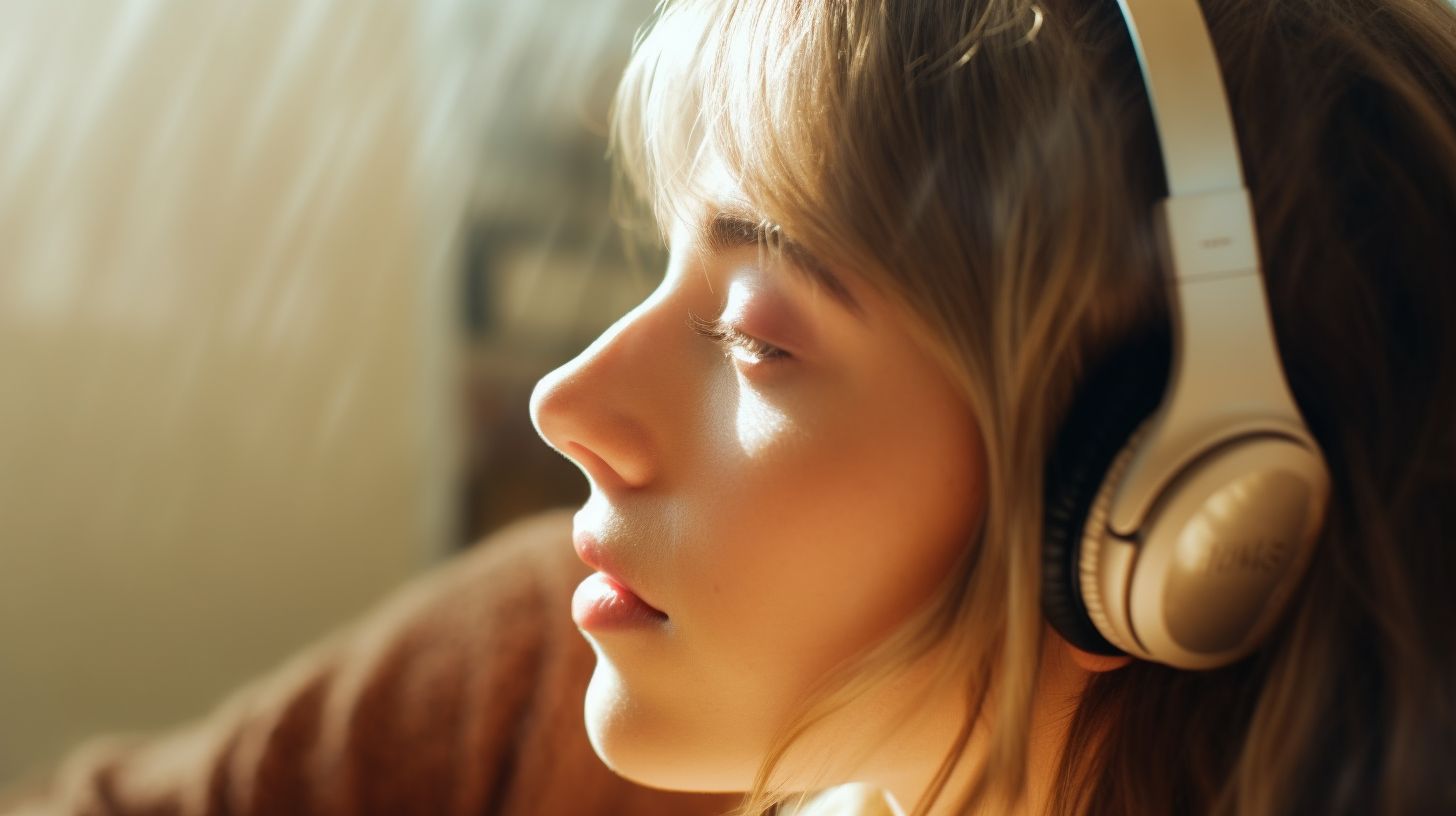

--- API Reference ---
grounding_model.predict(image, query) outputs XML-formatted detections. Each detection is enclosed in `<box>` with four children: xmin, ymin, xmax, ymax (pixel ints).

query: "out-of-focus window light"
<box><xmin>0</xmin><ymin>0</ymin><xmax>655</xmax><ymax>793</ymax></box>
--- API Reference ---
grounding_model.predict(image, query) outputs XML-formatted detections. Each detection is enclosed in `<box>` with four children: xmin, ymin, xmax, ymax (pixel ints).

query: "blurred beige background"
<box><xmin>0</xmin><ymin>0</ymin><xmax>655</xmax><ymax>791</ymax></box>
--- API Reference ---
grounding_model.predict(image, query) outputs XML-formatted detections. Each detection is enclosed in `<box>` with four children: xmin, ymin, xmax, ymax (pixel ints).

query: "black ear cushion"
<box><xmin>1042</xmin><ymin>330</ymin><xmax>1171</xmax><ymax>656</ymax></box>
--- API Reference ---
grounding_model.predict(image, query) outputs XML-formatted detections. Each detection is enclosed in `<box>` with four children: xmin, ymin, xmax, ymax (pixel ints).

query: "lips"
<box><xmin>572</xmin><ymin>529</ymin><xmax>668</xmax><ymax>619</ymax></box>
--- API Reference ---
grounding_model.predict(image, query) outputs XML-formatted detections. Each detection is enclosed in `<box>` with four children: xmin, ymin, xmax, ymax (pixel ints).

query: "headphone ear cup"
<box><xmin>1042</xmin><ymin>332</ymin><xmax>1169</xmax><ymax>656</ymax></box>
<box><xmin>1121</xmin><ymin>434</ymin><xmax>1327</xmax><ymax>667</ymax></box>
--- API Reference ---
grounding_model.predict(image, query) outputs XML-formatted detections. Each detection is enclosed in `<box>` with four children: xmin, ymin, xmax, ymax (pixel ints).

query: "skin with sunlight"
<box><xmin>529</xmin><ymin>164</ymin><xmax>989</xmax><ymax>797</ymax></box>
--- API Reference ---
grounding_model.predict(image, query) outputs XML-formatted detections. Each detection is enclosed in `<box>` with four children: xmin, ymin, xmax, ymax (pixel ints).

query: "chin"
<box><xmin>581</xmin><ymin>659</ymin><xmax>757</xmax><ymax>794</ymax></box>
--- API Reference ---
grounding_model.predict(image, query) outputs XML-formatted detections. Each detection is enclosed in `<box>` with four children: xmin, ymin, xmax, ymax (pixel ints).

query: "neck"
<box><xmin>880</xmin><ymin>631</ymin><xmax>1094</xmax><ymax>816</ymax></box>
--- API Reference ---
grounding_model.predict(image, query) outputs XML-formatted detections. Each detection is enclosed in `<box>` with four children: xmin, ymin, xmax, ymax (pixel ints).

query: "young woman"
<box><xmin>529</xmin><ymin>0</ymin><xmax>1456</xmax><ymax>813</ymax></box>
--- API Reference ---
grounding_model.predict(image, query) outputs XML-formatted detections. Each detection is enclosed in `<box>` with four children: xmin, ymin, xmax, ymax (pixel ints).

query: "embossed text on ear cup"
<box><xmin>1121</xmin><ymin>434</ymin><xmax>1327</xmax><ymax>668</ymax></box>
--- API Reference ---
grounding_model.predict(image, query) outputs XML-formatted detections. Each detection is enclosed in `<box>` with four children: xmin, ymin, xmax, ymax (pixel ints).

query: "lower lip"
<box><xmin>572</xmin><ymin>572</ymin><xmax>668</xmax><ymax>630</ymax></box>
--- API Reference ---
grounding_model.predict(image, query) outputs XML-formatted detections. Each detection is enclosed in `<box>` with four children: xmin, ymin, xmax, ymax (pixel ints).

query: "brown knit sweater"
<box><xmin>0</xmin><ymin>509</ymin><xmax>736</xmax><ymax>816</ymax></box>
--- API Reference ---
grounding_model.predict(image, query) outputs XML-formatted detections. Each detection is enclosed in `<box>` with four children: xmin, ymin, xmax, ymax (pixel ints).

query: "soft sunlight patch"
<box><xmin>733</xmin><ymin>388</ymin><xmax>790</xmax><ymax>455</ymax></box>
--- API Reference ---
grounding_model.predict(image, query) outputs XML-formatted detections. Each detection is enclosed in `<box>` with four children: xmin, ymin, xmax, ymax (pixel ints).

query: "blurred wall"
<box><xmin>0</xmin><ymin>1</ymin><xmax>474</xmax><ymax>788</ymax></box>
<box><xmin>457</xmin><ymin>0</ymin><xmax>659</xmax><ymax>540</ymax></box>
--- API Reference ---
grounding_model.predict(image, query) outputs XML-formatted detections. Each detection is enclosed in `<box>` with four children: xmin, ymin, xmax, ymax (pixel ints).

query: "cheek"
<box><xmin>674</xmin><ymin>372</ymin><xmax>983</xmax><ymax>702</ymax></box>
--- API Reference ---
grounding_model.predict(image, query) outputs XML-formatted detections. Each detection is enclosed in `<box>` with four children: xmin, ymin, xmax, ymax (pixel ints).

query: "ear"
<box><xmin>1065</xmin><ymin>641</ymin><xmax>1134</xmax><ymax>673</ymax></box>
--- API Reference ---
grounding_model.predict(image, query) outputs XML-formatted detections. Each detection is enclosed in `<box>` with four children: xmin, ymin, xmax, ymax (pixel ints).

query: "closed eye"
<box><xmin>687</xmin><ymin>312</ymin><xmax>791</xmax><ymax>365</ymax></box>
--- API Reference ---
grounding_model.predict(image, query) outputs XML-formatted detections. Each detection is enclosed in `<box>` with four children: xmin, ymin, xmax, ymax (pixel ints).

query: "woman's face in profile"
<box><xmin>529</xmin><ymin>169</ymin><xmax>985</xmax><ymax>792</ymax></box>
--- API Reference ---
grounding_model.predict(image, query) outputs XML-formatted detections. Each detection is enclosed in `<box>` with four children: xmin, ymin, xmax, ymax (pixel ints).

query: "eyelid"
<box><xmin>686</xmin><ymin>312</ymin><xmax>792</xmax><ymax>364</ymax></box>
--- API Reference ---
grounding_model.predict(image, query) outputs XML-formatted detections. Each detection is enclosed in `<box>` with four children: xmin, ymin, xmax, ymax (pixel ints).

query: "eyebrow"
<box><xmin>699</xmin><ymin>208</ymin><xmax>865</xmax><ymax>320</ymax></box>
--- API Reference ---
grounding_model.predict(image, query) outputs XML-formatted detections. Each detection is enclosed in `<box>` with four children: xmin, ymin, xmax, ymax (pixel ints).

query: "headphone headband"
<box><xmin>1112</xmin><ymin>0</ymin><xmax>1317</xmax><ymax>538</ymax></box>
<box><xmin>1114</xmin><ymin>0</ymin><xmax>1244</xmax><ymax>196</ymax></box>
<box><xmin>1040</xmin><ymin>0</ymin><xmax>1330</xmax><ymax>670</ymax></box>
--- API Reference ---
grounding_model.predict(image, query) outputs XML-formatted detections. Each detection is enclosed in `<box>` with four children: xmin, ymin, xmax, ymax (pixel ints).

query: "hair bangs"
<box><xmin>610</xmin><ymin>0</ymin><xmax>859</xmax><ymax>272</ymax></box>
<box><xmin>609</xmin><ymin>1</ymin><xmax>712</xmax><ymax>241</ymax></box>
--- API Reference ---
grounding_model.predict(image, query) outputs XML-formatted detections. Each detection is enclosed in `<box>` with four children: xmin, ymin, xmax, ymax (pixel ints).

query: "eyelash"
<box><xmin>686</xmin><ymin>312</ymin><xmax>791</xmax><ymax>365</ymax></box>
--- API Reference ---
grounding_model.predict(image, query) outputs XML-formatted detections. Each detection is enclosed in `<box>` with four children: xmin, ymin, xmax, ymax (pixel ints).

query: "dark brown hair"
<box><xmin>1056</xmin><ymin>1</ymin><xmax>1456</xmax><ymax>813</ymax></box>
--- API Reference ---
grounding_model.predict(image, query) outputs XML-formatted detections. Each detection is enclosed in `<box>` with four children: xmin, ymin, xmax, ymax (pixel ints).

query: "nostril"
<box><xmin>528</xmin><ymin>369</ymin><xmax>653</xmax><ymax>491</ymax></box>
<box><xmin>562</xmin><ymin>440</ymin><xmax>634</xmax><ymax>491</ymax></box>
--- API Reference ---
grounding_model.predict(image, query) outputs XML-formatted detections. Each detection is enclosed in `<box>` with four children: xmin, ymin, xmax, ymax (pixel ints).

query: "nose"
<box><xmin>529</xmin><ymin>303</ymin><xmax>662</xmax><ymax>492</ymax></box>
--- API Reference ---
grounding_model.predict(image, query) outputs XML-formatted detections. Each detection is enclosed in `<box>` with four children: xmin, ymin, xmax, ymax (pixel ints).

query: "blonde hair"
<box><xmin>609</xmin><ymin>0</ymin><xmax>1456</xmax><ymax>813</ymax></box>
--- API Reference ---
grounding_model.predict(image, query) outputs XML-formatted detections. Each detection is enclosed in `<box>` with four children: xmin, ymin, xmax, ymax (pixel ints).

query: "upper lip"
<box><xmin>572</xmin><ymin>529</ymin><xmax>667</xmax><ymax>616</ymax></box>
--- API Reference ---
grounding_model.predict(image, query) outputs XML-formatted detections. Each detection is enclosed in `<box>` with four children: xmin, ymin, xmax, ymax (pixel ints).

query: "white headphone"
<box><xmin>1040</xmin><ymin>0</ymin><xmax>1332</xmax><ymax>670</ymax></box>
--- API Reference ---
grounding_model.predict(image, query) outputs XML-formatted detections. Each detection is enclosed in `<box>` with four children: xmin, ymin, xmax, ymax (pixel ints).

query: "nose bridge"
<box><xmin>529</xmin><ymin>293</ymin><xmax>675</xmax><ymax>491</ymax></box>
